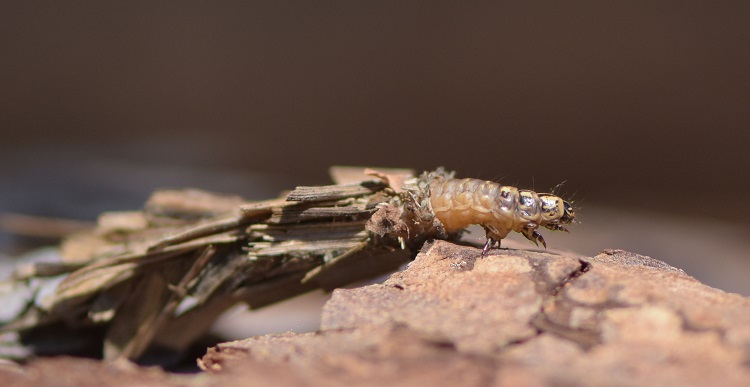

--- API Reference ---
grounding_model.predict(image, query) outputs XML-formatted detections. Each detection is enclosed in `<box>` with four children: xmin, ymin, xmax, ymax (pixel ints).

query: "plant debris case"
<box><xmin>0</xmin><ymin>167</ymin><xmax>461</xmax><ymax>363</ymax></box>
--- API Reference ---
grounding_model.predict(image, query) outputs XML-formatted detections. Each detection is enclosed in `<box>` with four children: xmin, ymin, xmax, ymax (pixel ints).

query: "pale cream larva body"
<box><xmin>428</xmin><ymin>178</ymin><xmax>575</xmax><ymax>254</ymax></box>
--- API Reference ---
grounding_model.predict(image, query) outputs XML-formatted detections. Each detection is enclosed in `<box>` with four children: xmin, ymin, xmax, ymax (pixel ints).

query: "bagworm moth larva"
<box><xmin>429</xmin><ymin>178</ymin><xmax>575</xmax><ymax>255</ymax></box>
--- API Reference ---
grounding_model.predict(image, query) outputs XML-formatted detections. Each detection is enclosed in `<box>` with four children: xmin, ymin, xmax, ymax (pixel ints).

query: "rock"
<box><xmin>200</xmin><ymin>241</ymin><xmax>750</xmax><ymax>386</ymax></box>
<box><xmin>0</xmin><ymin>357</ymin><xmax>187</xmax><ymax>387</ymax></box>
<box><xmin>5</xmin><ymin>241</ymin><xmax>750</xmax><ymax>386</ymax></box>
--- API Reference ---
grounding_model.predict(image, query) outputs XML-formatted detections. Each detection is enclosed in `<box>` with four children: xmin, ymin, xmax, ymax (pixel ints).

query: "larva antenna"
<box><xmin>489</xmin><ymin>173</ymin><xmax>507</xmax><ymax>184</ymax></box>
<box><xmin>551</xmin><ymin>180</ymin><xmax>567</xmax><ymax>195</ymax></box>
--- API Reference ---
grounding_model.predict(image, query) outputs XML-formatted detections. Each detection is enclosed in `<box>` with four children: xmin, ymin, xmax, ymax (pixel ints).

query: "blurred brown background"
<box><xmin>1</xmin><ymin>2</ymin><xmax>749</xmax><ymax>294</ymax></box>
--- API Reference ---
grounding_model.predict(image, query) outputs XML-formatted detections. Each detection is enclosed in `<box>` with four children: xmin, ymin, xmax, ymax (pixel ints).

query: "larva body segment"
<box><xmin>428</xmin><ymin>178</ymin><xmax>575</xmax><ymax>254</ymax></box>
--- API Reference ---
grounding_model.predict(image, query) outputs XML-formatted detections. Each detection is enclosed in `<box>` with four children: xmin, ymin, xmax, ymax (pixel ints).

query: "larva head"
<box><xmin>538</xmin><ymin>194</ymin><xmax>575</xmax><ymax>224</ymax></box>
<box><xmin>560</xmin><ymin>201</ymin><xmax>576</xmax><ymax>224</ymax></box>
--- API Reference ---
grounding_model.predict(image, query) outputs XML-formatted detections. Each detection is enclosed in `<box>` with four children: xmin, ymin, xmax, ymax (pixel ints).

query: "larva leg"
<box><xmin>521</xmin><ymin>226</ymin><xmax>547</xmax><ymax>248</ymax></box>
<box><xmin>545</xmin><ymin>223</ymin><xmax>570</xmax><ymax>233</ymax></box>
<box><xmin>481</xmin><ymin>237</ymin><xmax>498</xmax><ymax>256</ymax></box>
<box><xmin>481</xmin><ymin>226</ymin><xmax>501</xmax><ymax>257</ymax></box>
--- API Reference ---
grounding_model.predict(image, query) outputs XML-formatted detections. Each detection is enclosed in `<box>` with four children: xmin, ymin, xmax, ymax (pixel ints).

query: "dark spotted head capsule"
<box><xmin>560</xmin><ymin>201</ymin><xmax>575</xmax><ymax>224</ymax></box>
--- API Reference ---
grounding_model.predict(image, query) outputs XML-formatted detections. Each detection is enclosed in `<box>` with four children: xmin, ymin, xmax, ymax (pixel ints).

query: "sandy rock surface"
<box><xmin>200</xmin><ymin>241</ymin><xmax>750</xmax><ymax>386</ymax></box>
<box><xmin>4</xmin><ymin>240</ymin><xmax>750</xmax><ymax>386</ymax></box>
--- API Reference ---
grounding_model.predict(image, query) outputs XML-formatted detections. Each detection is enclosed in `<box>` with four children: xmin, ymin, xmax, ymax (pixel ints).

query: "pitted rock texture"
<box><xmin>5</xmin><ymin>241</ymin><xmax>750</xmax><ymax>386</ymax></box>
<box><xmin>201</xmin><ymin>241</ymin><xmax>750</xmax><ymax>386</ymax></box>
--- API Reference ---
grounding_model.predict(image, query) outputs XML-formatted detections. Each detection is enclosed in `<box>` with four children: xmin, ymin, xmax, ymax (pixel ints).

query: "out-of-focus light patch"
<box><xmin>209</xmin><ymin>290</ymin><xmax>331</xmax><ymax>340</ymax></box>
